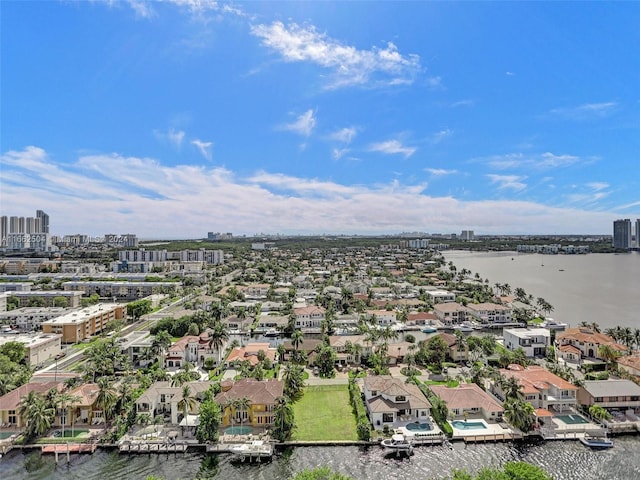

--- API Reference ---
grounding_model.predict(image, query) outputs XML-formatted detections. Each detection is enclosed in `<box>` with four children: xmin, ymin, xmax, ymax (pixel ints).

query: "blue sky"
<box><xmin>1</xmin><ymin>1</ymin><xmax>639</xmax><ymax>238</ymax></box>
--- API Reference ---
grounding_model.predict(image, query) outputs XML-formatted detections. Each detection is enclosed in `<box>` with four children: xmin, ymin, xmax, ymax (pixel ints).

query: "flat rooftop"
<box><xmin>42</xmin><ymin>303</ymin><xmax>125</xmax><ymax>325</ymax></box>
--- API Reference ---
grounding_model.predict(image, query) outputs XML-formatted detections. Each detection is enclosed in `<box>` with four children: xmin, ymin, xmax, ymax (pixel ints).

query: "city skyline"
<box><xmin>2</xmin><ymin>2</ymin><xmax>639</xmax><ymax>237</ymax></box>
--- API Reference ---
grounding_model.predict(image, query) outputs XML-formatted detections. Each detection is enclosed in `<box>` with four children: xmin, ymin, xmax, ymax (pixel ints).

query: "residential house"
<box><xmin>294</xmin><ymin>305</ymin><xmax>326</xmax><ymax>332</ymax></box>
<box><xmin>329</xmin><ymin>335</ymin><xmax>370</xmax><ymax>365</ymax></box>
<box><xmin>222</xmin><ymin>315</ymin><xmax>254</xmax><ymax>334</ymax></box>
<box><xmin>424</xmin><ymin>289</ymin><xmax>456</xmax><ymax>304</ymax></box>
<box><xmin>363</xmin><ymin>376</ymin><xmax>431</xmax><ymax>429</ymax></box>
<box><xmin>503</xmin><ymin>328</ymin><xmax>551</xmax><ymax>358</ymax></box>
<box><xmin>225</xmin><ymin>342</ymin><xmax>278</xmax><ymax>368</ymax></box>
<box><xmin>61</xmin><ymin>383</ymin><xmax>102</xmax><ymax>427</ymax></box>
<box><xmin>489</xmin><ymin>365</ymin><xmax>578</xmax><ymax>413</ymax></box>
<box><xmin>216</xmin><ymin>379</ymin><xmax>284</xmax><ymax>428</ymax></box>
<box><xmin>165</xmin><ymin>335</ymin><xmax>200</xmax><ymax>369</ymax></box>
<box><xmin>406</xmin><ymin>311</ymin><xmax>438</xmax><ymax>326</ymax></box>
<box><xmin>430</xmin><ymin>383</ymin><xmax>503</xmax><ymax>421</ymax></box>
<box><xmin>0</xmin><ymin>382</ymin><xmax>61</xmax><ymax>428</ymax></box>
<box><xmin>617</xmin><ymin>354</ymin><xmax>640</xmax><ymax>378</ymax></box>
<box><xmin>367</xmin><ymin>309</ymin><xmax>397</xmax><ymax>326</ymax></box>
<box><xmin>577</xmin><ymin>380</ymin><xmax>640</xmax><ymax>414</ymax></box>
<box><xmin>555</xmin><ymin>327</ymin><xmax>627</xmax><ymax>366</ymax></box>
<box><xmin>437</xmin><ymin>332</ymin><xmax>469</xmax><ymax>363</ymax></box>
<box><xmin>135</xmin><ymin>381</ymin><xmax>214</xmax><ymax>425</ymax></box>
<box><xmin>434</xmin><ymin>302</ymin><xmax>468</xmax><ymax>325</ymax></box>
<box><xmin>465</xmin><ymin>303</ymin><xmax>512</xmax><ymax>325</ymax></box>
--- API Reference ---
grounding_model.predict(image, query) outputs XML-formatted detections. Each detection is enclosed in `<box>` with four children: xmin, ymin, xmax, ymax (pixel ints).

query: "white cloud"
<box><xmin>282</xmin><ymin>109</ymin><xmax>316</xmax><ymax>137</ymax></box>
<box><xmin>329</xmin><ymin>127</ymin><xmax>357</xmax><ymax>144</ymax></box>
<box><xmin>369</xmin><ymin>140</ymin><xmax>416</xmax><ymax>158</ymax></box>
<box><xmin>251</xmin><ymin>21</ymin><xmax>421</xmax><ymax>89</ymax></box>
<box><xmin>431</xmin><ymin>128</ymin><xmax>453</xmax><ymax>144</ymax></box>
<box><xmin>549</xmin><ymin>102</ymin><xmax>617</xmax><ymax>120</ymax></box>
<box><xmin>332</xmin><ymin>148</ymin><xmax>350</xmax><ymax>160</ymax></box>
<box><xmin>154</xmin><ymin>128</ymin><xmax>185</xmax><ymax>148</ymax></box>
<box><xmin>126</xmin><ymin>0</ymin><xmax>155</xmax><ymax>18</ymax></box>
<box><xmin>1</xmin><ymin>146</ymin><xmax>632</xmax><ymax>237</ymax></box>
<box><xmin>487</xmin><ymin>174</ymin><xmax>527</xmax><ymax>191</ymax></box>
<box><xmin>506</xmin><ymin>71</ymin><xmax>515</xmax><ymax>76</ymax></box>
<box><xmin>450</xmin><ymin>99</ymin><xmax>475</xmax><ymax>108</ymax></box>
<box><xmin>586</xmin><ymin>182</ymin><xmax>610</xmax><ymax>192</ymax></box>
<box><xmin>478</xmin><ymin>152</ymin><xmax>581</xmax><ymax>170</ymax></box>
<box><xmin>191</xmin><ymin>139</ymin><xmax>213</xmax><ymax>160</ymax></box>
<box><xmin>426</xmin><ymin>168</ymin><xmax>458</xmax><ymax>176</ymax></box>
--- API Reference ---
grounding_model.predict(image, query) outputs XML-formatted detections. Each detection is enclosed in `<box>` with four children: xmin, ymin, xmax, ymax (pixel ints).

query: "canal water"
<box><xmin>2</xmin><ymin>437</ymin><xmax>640</xmax><ymax>480</ymax></box>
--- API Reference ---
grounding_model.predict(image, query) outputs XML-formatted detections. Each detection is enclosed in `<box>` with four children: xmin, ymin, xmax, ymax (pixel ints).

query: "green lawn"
<box><xmin>291</xmin><ymin>384</ymin><xmax>358</xmax><ymax>441</ymax></box>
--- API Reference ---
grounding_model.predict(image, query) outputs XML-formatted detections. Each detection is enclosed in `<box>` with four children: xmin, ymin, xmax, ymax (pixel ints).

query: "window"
<box><xmin>396</xmin><ymin>396</ymin><xmax>406</xmax><ymax>402</ymax></box>
<box><xmin>382</xmin><ymin>413</ymin><xmax>394</xmax><ymax>423</ymax></box>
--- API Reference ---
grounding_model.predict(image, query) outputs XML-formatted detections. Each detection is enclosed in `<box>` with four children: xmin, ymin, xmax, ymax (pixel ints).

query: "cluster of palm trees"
<box><xmin>603</xmin><ymin>325</ymin><xmax>640</xmax><ymax>352</ymax></box>
<box><xmin>496</xmin><ymin>374</ymin><xmax>536</xmax><ymax>433</ymax></box>
<box><xmin>357</xmin><ymin>318</ymin><xmax>399</xmax><ymax>374</ymax></box>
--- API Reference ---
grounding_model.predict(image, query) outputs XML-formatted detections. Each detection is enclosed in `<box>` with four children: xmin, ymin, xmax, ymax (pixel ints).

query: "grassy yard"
<box><xmin>291</xmin><ymin>384</ymin><xmax>357</xmax><ymax>441</ymax></box>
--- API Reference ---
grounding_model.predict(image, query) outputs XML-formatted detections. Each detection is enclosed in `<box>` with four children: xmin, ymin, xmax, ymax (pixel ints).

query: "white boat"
<box><xmin>380</xmin><ymin>433</ymin><xmax>413</xmax><ymax>452</ymax></box>
<box><xmin>452</xmin><ymin>323</ymin><xmax>474</xmax><ymax>333</ymax></box>
<box><xmin>228</xmin><ymin>440</ymin><xmax>273</xmax><ymax>457</ymax></box>
<box><xmin>264</xmin><ymin>328</ymin><xmax>280</xmax><ymax>337</ymax></box>
<box><xmin>580</xmin><ymin>433</ymin><xmax>613</xmax><ymax>449</ymax></box>
<box><xmin>540</xmin><ymin>318</ymin><xmax>568</xmax><ymax>331</ymax></box>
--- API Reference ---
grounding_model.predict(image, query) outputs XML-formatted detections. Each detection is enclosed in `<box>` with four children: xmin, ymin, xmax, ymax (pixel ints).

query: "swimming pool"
<box><xmin>451</xmin><ymin>420</ymin><xmax>487</xmax><ymax>430</ymax></box>
<box><xmin>225</xmin><ymin>426</ymin><xmax>253</xmax><ymax>435</ymax></box>
<box><xmin>555</xmin><ymin>414</ymin><xmax>589</xmax><ymax>425</ymax></box>
<box><xmin>405</xmin><ymin>421</ymin><xmax>433</xmax><ymax>432</ymax></box>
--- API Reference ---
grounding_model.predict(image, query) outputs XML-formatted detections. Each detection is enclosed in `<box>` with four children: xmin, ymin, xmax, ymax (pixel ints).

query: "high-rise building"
<box><xmin>636</xmin><ymin>219</ymin><xmax>640</xmax><ymax>249</ymax></box>
<box><xmin>36</xmin><ymin>210</ymin><xmax>49</xmax><ymax>234</ymax></box>
<box><xmin>613</xmin><ymin>219</ymin><xmax>632</xmax><ymax>249</ymax></box>
<box><xmin>9</xmin><ymin>216</ymin><xmax>19</xmax><ymax>234</ymax></box>
<box><xmin>461</xmin><ymin>230</ymin><xmax>475</xmax><ymax>241</ymax></box>
<box><xmin>0</xmin><ymin>216</ymin><xmax>7</xmax><ymax>246</ymax></box>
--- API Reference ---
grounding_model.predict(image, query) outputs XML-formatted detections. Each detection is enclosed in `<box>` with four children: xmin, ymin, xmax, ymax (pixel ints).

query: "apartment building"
<box><xmin>42</xmin><ymin>303</ymin><xmax>126</xmax><ymax>343</ymax></box>
<box><xmin>503</xmin><ymin>328</ymin><xmax>551</xmax><ymax>358</ymax></box>
<box><xmin>0</xmin><ymin>332</ymin><xmax>62</xmax><ymax>365</ymax></box>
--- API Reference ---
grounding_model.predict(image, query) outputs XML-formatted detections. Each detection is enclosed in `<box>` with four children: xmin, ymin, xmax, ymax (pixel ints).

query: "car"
<box><xmin>55</xmin><ymin>352</ymin><xmax>66</xmax><ymax>360</ymax></box>
<box><xmin>312</xmin><ymin>367</ymin><xmax>319</xmax><ymax>376</ymax></box>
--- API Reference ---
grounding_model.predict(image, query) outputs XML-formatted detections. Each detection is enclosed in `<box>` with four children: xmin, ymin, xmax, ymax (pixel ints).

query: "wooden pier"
<box><xmin>41</xmin><ymin>443</ymin><xmax>97</xmax><ymax>464</ymax></box>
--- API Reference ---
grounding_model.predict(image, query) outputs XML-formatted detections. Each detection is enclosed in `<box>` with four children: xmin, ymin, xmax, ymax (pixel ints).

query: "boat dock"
<box><xmin>41</xmin><ymin>443</ymin><xmax>98</xmax><ymax>464</ymax></box>
<box><xmin>462</xmin><ymin>432</ymin><xmax>520</xmax><ymax>443</ymax></box>
<box><xmin>118</xmin><ymin>441</ymin><xmax>189</xmax><ymax>453</ymax></box>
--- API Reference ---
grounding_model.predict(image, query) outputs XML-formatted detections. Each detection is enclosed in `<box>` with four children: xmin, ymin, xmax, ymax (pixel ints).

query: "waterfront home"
<box><xmin>239</xmin><ymin>283</ymin><xmax>271</xmax><ymax>299</ymax></box>
<box><xmin>57</xmin><ymin>383</ymin><xmax>103</xmax><ymax>426</ymax></box>
<box><xmin>577</xmin><ymin>380</ymin><xmax>640</xmax><ymax>414</ymax></box>
<box><xmin>503</xmin><ymin>328</ymin><xmax>551</xmax><ymax>358</ymax></box>
<box><xmin>255</xmin><ymin>314</ymin><xmax>288</xmax><ymax>333</ymax></box>
<box><xmin>294</xmin><ymin>305</ymin><xmax>326</xmax><ymax>332</ymax></box>
<box><xmin>366</xmin><ymin>309</ymin><xmax>397</xmax><ymax>327</ymax></box>
<box><xmin>216</xmin><ymin>379</ymin><xmax>284</xmax><ymax>428</ymax></box>
<box><xmin>465</xmin><ymin>303</ymin><xmax>512</xmax><ymax>325</ymax></box>
<box><xmin>135</xmin><ymin>381</ymin><xmax>214</xmax><ymax>425</ymax></box>
<box><xmin>555</xmin><ymin>327</ymin><xmax>627</xmax><ymax>366</ymax></box>
<box><xmin>0</xmin><ymin>382</ymin><xmax>61</xmax><ymax>428</ymax></box>
<box><xmin>489</xmin><ymin>365</ymin><xmax>577</xmax><ymax>413</ymax></box>
<box><xmin>225</xmin><ymin>342</ymin><xmax>278</xmax><ymax>368</ymax></box>
<box><xmin>434</xmin><ymin>302</ymin><xmax>468</xmax><ymax>325</ymax></box>
<box><xmin>430</xmin><ymin>383</ymin><xmax>503</xmax><ymax>421</ymax></box>
<box><xmin>406</xmin><ymin>311</ymin><xmax>438</xmax><ymax>326</ymax></box>
<box><xmin>362</xmin><ymin>376</ymin><xmax>431</xmax><ymax>429</ymax></box>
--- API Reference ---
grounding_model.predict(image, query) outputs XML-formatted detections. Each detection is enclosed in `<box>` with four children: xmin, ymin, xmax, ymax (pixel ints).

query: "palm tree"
<box><xmin>589</xmin><ymin>404</ymin><xmax>612</xmax><ymax>423</ymax></box>
<box><xmin>291</xmin><ymin>329</ymin><xmax>304</xmax><ymax>351</ymax></box>
<box><xmin>230</xmin><ymin>397</ymin><xmax>251</xmax><ymax>430</ymax></box>
<box><xmin>598</xmin><ymin>344</ymin><xmax>620</xmax><ymax>371</ymax></box>
<box><xmin>208</xmin><ymin>320</ymin><xmax>229</xmax><ymax>366</ymax></box>
<box><xmin>503</xmin><ymin>398</ymin><xmax>535</xmax><ymax>433</ymax></box>
<box><xmin>56</xmin><ymin>391</ymin><xmax>81</xmax><ymax>440</ymax></box>
<box><xmin>272</xmin><ymin>396</ymin><xmax>295</xmax><ymax>442</ymax></box>
<box><xmin>19</xmin><ymin>391</ymin><xmax>55</xmax><ymax>441</ymax></box>
<box><xmin>501</xmin><ymin>376</ymin><xmax>524</xmax><ymax>401</ymax></box>
<box><xmin>95</xmin><ymin>378</ymin><xmax>117</xmax><ymax>430</ymax></box>
<box><xmin>283</xmin><ymin>363</ymin><xmax>305</xmax><ymax>402</ymax></box>
<box><xmin>177</xmin><ymin>385</ymin><xmax>197</xmax><ymax>434</ymax></box>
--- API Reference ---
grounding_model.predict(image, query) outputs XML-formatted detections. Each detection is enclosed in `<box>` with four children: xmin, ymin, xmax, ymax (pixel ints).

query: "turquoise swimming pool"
<box><xmin>451</xmin><ymin>420</ymin><xmax>487</xmax><ymax>430</ymax></box>
<box><xmin>405</xmin><ymin>421</ymin><xmax>433</xmax><ymax>431</ymax></box>
<box><xmin>224</xmin><ymin>426</ymin><xmax>252</xmax><ymax>435</ymax></box>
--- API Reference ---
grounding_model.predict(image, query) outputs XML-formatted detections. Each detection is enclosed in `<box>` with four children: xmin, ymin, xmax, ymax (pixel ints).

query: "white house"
<box><xmin>503</xmin><ymin>328</ymin><xmax>551</xmax><ymax>358</ymax></box>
